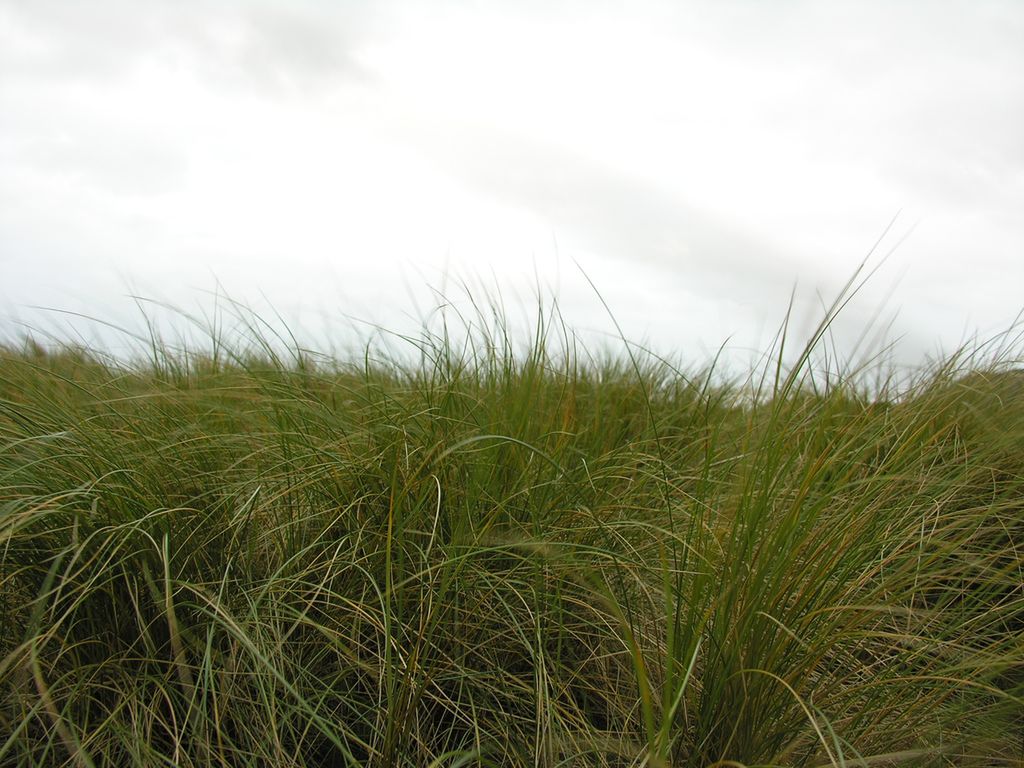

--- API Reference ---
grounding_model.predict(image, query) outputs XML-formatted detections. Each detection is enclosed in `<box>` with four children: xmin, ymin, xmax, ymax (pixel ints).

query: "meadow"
<box><xmin>0</xmin><ymin>283</ymin><xmax>1021</xmax><ymax>766</ymax></box>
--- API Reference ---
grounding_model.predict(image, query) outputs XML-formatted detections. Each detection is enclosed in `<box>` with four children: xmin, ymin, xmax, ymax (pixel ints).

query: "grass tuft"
<box><xmin>1</xmin><ymin>285</ymin><xmax>1022</xmax><ymax>766</ymax></box>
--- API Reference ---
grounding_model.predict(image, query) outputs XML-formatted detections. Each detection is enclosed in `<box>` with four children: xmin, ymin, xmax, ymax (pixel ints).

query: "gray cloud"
<box><xmin>17</xmin><ymin>122</ymin><xmax>186</xmax><ymax>198</ymax></box>
<box><xmin>401</xmin><ymin>122</ymin><xmax>827</xmax><ymax>304</ymax></box>
<box><xmin>0</xmin><ymin>0</ymin><xmax>382</xmax><ymax>93</ymax></box>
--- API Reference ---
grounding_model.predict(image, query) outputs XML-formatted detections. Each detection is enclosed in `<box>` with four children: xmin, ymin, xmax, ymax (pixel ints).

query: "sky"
<box><xmin>1</xmin><ymin>0</ymin><xmax>1022</xmax><ymax>371</ymax></box>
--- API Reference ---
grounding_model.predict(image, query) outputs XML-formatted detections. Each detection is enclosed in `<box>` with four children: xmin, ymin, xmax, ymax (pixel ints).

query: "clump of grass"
<box><xmin>0</xmin><ymin>285</ymin><xmax>1021</xmax><ymax>767</ymax></box>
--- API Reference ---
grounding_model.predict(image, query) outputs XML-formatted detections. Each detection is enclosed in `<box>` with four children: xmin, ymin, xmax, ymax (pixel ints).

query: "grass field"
<box><xmin>1</xmin><ymin>284</ymin><xmax>1022</xmax><ymax>766</ymax></box>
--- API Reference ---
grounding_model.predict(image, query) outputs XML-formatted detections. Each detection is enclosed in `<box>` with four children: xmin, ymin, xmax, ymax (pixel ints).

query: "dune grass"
<box><xmin>0</xmin><ymin>286</ymin><xmax>1021</xmax><ymax>767</ymax></box>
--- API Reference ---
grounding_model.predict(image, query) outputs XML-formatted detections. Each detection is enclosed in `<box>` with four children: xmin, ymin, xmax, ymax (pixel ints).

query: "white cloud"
<box><xmin>1</xmin><ymin>0</ymin><xmax>1021</xmax><ymax>370</ymax></box>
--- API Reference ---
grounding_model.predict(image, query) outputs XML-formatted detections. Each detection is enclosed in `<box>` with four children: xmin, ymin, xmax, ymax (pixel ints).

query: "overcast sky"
<box><xmin>1</xmin><ymin>0</ymin><xmax>1022</xmax><ymax>370</ymax></box>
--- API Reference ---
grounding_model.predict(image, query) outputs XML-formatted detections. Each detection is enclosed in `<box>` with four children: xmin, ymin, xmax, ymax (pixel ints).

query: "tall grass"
<box><xmin>0</xmin><ymin>286</ymin><xmax>1021</xmax><ymax>766</ymax></box>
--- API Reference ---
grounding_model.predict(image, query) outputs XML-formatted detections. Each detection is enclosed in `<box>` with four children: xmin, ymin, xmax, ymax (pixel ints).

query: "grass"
<box><xmin>0</xmin><ymin>282</ymin><xmax>1021</xmax><ymax>767</ymax></box>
